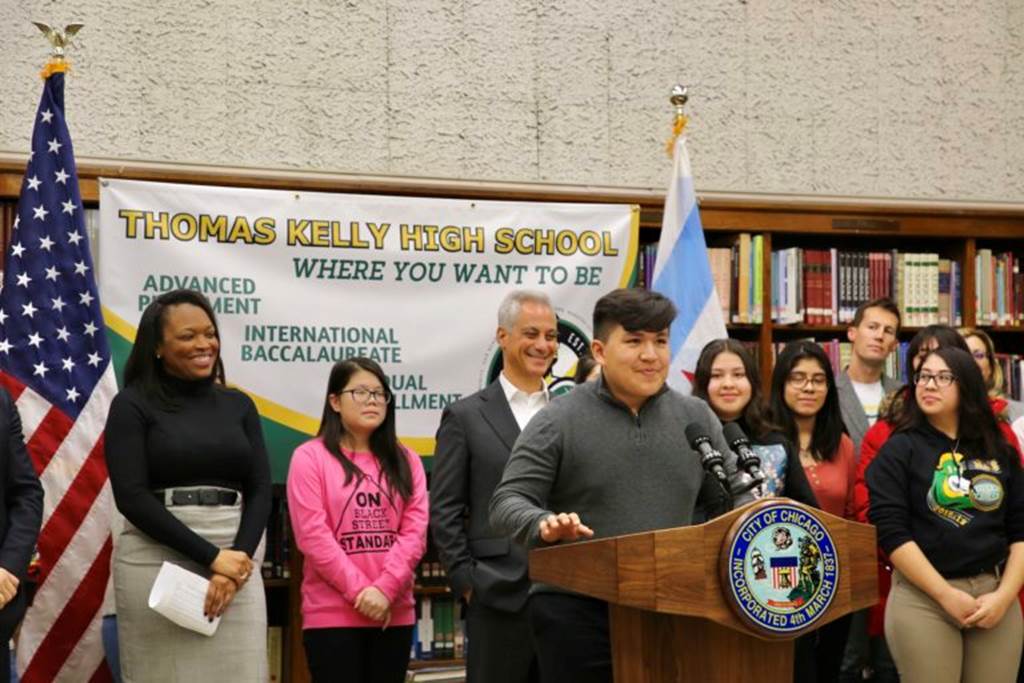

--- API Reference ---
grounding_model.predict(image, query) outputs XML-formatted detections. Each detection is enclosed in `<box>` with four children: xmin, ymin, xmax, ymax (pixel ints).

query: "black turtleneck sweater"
<box><xmin>104</xmin><ymin>375</ymin><xmax>272</xmax><ymax>566</ymax></box>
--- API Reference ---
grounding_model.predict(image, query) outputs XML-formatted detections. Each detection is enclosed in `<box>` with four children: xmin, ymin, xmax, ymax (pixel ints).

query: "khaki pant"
<box><xmin>885</xmin><ymin>569</ymin><xmax>1023</xmax><ymax>683</ymax></box>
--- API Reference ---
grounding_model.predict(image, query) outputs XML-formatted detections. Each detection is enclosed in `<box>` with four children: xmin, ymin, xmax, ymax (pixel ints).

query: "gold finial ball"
<box><xmin>669</xmin><ymin>84</ymin><xmax>689</xmax><ymax>108</ymax></box>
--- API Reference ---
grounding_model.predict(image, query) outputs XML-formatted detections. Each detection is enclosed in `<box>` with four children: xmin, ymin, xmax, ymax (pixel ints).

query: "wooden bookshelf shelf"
<box><xmin>408</xmin><ymin>659</ymin><xmax>465</xmax><ymax>671</ymax></box>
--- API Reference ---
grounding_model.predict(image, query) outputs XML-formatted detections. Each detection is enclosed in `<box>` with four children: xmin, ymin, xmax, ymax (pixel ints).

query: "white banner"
<box><xmin>98</xmin><ymin>179</ymin><xmax>638</xmax><ymax>460</ymax></box>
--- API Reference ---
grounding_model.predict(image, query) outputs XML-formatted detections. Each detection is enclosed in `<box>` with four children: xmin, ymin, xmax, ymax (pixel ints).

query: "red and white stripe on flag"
<box><xmin>4</xmin><ymin>370</ymin><xmax>116</xmax><ymax>683</ymax></box>
<box><xmin>4</xmin><ymin>69</ymin><xmax>117</xmax><ymax>682</ymax></box>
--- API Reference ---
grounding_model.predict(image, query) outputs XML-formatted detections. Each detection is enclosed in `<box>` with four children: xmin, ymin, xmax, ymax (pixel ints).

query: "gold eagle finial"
<box><xmin>33</xmin><ymin>22</ymin><xmax>84</xmax><ymax>58</ymax></box>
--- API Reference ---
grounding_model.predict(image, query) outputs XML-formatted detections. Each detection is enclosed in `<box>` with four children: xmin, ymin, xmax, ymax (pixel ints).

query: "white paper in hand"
<box><xmin>148</xmin><ymin>561</ymin><xmax>221</xmax><ymax>636</ymax></box>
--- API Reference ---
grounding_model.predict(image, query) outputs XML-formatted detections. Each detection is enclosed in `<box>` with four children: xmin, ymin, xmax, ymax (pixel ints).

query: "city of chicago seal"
<box><xmin>721</xmin><ymin>500</ymin><xmax>840</xmax><ymax>637</ymax></box>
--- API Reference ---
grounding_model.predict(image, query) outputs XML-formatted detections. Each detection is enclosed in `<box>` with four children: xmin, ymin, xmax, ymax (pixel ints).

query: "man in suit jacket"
<box><xmin>836</xmin><ymin>298</ymin><xmax>902</xmax><ymax>460</ymax></box>
<box><xmin>835</xmin><ymin>298</ymin><xmax>900</xmax><ymax>683</ymax></box>
<box><xmin>429</xmin><ymin>290</ymin><xmax>557</xmax><ymax>683</ymax></box>
<box><xmin>0</xmin><ymin>386</ymin><xmax>44</xmax><ymax>679</ymax></box>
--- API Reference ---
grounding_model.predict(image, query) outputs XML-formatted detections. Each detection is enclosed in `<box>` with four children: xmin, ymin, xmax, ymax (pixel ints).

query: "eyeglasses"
<box><xmin>914</xmin><ymin>372</ymin><xmax>956</xmax><ymax>388</ymax></box>
<box><xmin>786</xmin><ymin>373</ymin><xmax>828</xmax><ymax>390</ymax></box>
<box><xmin>339</xmin><ymin>388</ymin><xmax>392</xmax><ymax>404</ymax></box>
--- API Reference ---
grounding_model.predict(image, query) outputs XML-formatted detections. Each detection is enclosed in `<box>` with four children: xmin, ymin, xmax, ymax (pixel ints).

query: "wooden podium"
<box><xmin>529</xmin><ymin>499</ymin><xmax>878</xmax><ymax>682</ymax></box>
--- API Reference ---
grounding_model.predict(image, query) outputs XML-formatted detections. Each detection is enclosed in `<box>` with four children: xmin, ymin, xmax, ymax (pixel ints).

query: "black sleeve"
<box><xmin>865</xmin><ymin>434</ymin><xmax>914</xmax><ymax>555</ymax></box>
<box><xmin>1004</xmin><ymin>454</ymin><xmax>1024</xmax><ymax>544</ymax></box>
<box><xmin>232</xmin><ymin>395</ymin><xmax>272</xmax><ymax>556</ymax></box>
<box><xmin>0</xmin><ymin>390</ymin><xmax>42</xmax><ymax>578</ymax></box>
<box><xmin>429</xmin><ymin>405</ymin><xmax>474</xmax><ymax>597</ymax></box>
<box><xmin>104</xmin><ymin>391</ymin><xmax>220</xmax><ymax>566</ymax></box>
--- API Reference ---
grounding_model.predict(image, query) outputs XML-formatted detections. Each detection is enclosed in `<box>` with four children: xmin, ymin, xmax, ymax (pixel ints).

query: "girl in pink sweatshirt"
<box><xmin>287</xmin><ymin>357</ymin><xmax>428</xmax><ymax>683</ymax></box>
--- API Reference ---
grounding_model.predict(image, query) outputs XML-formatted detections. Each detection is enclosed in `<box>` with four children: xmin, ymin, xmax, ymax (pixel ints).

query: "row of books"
<box><xmin>262</xmin><ymin>493</ymin><xmax>292</xmax><ymax>580</ymax></box>
<box><xmin>416</xmin><ymin>533</ymin><xmax>450</xmax><ymax>587</ymax></box>
<box><xmin>772</xmin><ymin>340</ymin><xmax>910</xmax><ymax>384</ymax></box>
<box><xmin>639</xmin><ymin>238</ymin><xmax>982</xmax><ymax>329</ymax></box>
<box><xmin>637</xmin><ymin>236</ymin><xmax>766</xmax><ymax>324</ymax></box>
<box><xmin>995</xmin><ymin>353</ymin><xmax>1024</xmax><ymax>402</ymax></box>
<box><xmin>412</xmin><ymin>595</ymin><xmax>466</xmax><ymax>662</ymax></box>
<box><xmin>772</xmin><ymin>249</ymin><xmax>962</xmax><ymax>327</ymax></box>
<box><xmin>976</xmin><ymin>249</ymin><xmax>1024</xmax><ymax>327</ymax></box>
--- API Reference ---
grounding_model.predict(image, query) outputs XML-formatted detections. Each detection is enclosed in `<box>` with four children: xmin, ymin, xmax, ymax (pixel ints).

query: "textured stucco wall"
<box><xmin>2</xmin><ymin>0</ymin><xmax>1022</xmax><ymax>200</ymax></box>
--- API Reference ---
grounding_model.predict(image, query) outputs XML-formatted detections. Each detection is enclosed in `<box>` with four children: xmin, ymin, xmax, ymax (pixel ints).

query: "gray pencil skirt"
<box><xmin>113</xmin><ymin>497</ymin><xmax>267</xmax><ymax>683</ymax></box>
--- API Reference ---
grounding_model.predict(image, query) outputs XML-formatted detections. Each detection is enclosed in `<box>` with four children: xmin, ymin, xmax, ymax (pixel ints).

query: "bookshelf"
<box><xmin>633</xmin><ymin>200</ymin><xmax>1024</xmax><ymax>390</ymax></box>
<box><xmin>2</xmin><ymin>160</ymin><xmax>1023</xmax><ymax>682</ymax></box>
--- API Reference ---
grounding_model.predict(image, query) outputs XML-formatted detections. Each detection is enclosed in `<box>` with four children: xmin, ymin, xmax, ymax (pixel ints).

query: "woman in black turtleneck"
<box><xmin>104</xmin><ymin>289</ymin><xmax>271</xmax><ymax>683</ymax></box>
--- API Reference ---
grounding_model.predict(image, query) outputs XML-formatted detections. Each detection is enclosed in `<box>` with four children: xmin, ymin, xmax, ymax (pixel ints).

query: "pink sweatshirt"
<box><xmin>287</xmin><ymin>438</ymin><xmax>428</xmax><ymax>629</ymax></box>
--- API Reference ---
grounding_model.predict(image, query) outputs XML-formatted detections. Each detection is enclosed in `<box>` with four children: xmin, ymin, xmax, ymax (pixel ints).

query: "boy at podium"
<box><xmin>490</xmin><ymin>288</ymin><xmax>754</xmax><ymax>683</ymax></box>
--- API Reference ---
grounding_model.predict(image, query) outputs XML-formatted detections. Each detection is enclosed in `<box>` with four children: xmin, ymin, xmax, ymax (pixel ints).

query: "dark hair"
<box><xmin>851</xmin><ymin>297</ymin><xmax>901</xmax><ymax>329</ymax></box>
<box><xmin>317</xmin><ymin>358</ymin><xmax>412</xmax><ymax>500</ymax></box>
<box><xmin>592</xmin><ymin>288</ymin><xmax>676</xmax><ymax>342</ymax></box>
<box><xmin>692</xmin><ymin>339</ymin><xmax>777</xmax><ymax>440</ymax></box>
<box><xmin>123</xmin><ymin>289</ymin><xmax>226</xmax><ymax>408</ymax></box>
<box><xmin>907</xmin><ymin>325</ymin><xmax>970</xmax><ymax>370</ymax></box>
<box><xmin>892</xmin><ymin>347</ymin><xmax>1017</xmax><ymax>469</ymax></box>
<box><xmin>960</xmin><ymin>328</ymin><xmax>1003</xmax><ymax>396</ymax></box>
<box><xmin>574</xmin><ymin>354</ymin><xmax>599</xmax><ymax>385</ymax></box>
<box><xmin>769</xmin><ymin>341</ymin><xmax>845</xmax><ymax>461</ymax></box>
<box><xmin>879</xmin><ymin>325</ymin><xmax>970</xmax><ymax>423</ymax></box>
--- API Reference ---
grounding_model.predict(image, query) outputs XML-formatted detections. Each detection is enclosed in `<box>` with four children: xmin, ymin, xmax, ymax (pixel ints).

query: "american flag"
<box><xmin>769</xmin><ymin>556</ymin><xmax>798</xmax><ymax>591</ymax></box>
<box><xmin>4</xmin><ymin>69</ymin><xmax>116</xmax><ymax>682</ymax></box>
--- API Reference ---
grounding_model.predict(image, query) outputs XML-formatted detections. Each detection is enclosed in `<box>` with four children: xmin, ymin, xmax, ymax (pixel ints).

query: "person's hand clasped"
<box><xmin>964</xmin><ymin>590</ymin><xmax>1016</xmax><ymax>629</ymax></box>
<box><xmin>538</xmin><ymin>512</ymin><xmax>593</xmax><ymax>544</ymax></box>
<box><xmin>204</xmin><ymin>573</ymin><xmax>238</xmax><ymax>620</ymax></box>
<box><xmin>211</xmin><ymin>549</ymin><xmax>252</xmax><ymax>587</ymax></box>
<box><xmin>355</xmin><ymin>586</ymin><xmax>392</xmax><ymax>627</ymax></box>
<box><xmin>0</xmin><ymin>568</ymin><xmax>19</xmax><ymax>609</ymax></box>
<box><xmin>938</xmin><ymin>586</ymin><xmax>981</xmax><ymax>627</ymax></box>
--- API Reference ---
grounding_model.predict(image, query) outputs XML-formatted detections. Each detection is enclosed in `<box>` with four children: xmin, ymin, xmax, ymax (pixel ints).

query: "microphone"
<box><xmin>723</xmin><ymin>422</ymin><xmax>767</xmax><ymax>487</ymax></box>
<box><xmin>685</xmin><ymin>423</ymin><xmax>729</xmax><ymax>485</ymax></box>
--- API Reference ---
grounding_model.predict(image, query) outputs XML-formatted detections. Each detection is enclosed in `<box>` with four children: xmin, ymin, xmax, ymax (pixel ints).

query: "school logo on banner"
<box><xmin>721</xmin><ymin>500</ymin><xmax>839</xmax><ymax>637</ymax></box>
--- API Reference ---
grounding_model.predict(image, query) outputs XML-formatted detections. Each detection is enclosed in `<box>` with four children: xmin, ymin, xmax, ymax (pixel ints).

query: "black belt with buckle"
<box><xmin>157</xmin><ymin>488</ymin><xmax>239</xmax><ymax>507</ymax></box>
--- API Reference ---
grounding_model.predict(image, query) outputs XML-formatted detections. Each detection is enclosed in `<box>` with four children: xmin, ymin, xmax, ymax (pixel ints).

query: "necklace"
<box><xmin>950</xmin><ymin>435</ymin><xmax>963</xmax><ymax>478</ymax></box>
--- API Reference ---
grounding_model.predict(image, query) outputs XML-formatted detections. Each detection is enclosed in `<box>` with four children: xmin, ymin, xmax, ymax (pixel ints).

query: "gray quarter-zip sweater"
<box><xmin>489</xmin><ymin>377</ymin><xmax>752</xmax><ymax>558</ymax></box>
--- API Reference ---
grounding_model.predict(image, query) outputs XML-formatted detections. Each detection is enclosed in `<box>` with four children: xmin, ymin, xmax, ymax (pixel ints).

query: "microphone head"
<box><xmin>722</xmin><ymin>421</ymin><xmax>750</xmax><ymax>447</ymax></box>
<box><xmin>684</xmin><ymin>422</ymin><xmax>709</xmax><ymax>447</ymax></box>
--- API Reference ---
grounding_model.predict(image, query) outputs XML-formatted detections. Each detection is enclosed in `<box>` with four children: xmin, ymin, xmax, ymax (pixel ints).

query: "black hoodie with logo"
<box><xmin>866</xmin><ymin>422</ymin><xmax>1024</xmax><ymax>578</ymax></box>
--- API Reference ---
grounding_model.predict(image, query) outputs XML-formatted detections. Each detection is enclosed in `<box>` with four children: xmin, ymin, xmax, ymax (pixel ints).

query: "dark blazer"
<box><xmin>429</xmin><ymin>380</ymin><xmax>529</xmax><ymax>612</ymax></box>
<box><xmin>0</xmin><ymin>387</ymin><xmax>43</xmax><ymax>580</ymax></box>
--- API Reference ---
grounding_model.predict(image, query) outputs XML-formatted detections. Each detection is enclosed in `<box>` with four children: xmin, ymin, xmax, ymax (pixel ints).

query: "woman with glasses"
<box><xmin>850</xmin><ymin>326</ymin><xmax>1023</xmax><ymax>676</ymax></box>
<box><xmin>866</xmin><ymin>347</ymin><xmax>1024</xmax><ymax>682</ymax></box>
<box><xmin>691</xmin><ymin>339</ymin><xmax>817</xmax><ymax>506</ymax></box>
<box><xmin>286</xmin><ymin>357</ymin><xmax>428</xmax><ymax>683</ymax></box>
<box><xmin>961</xmin><ymin>328</ymin><xmax>1024</xmax><ymax>423</ymax></box>
<box><xmin>853</xmin><ymin>326</ymin><xmax>974</xmax><ymax>524</ymax></box>
<box><xmin>768</xmin><ymin>341</ymin><xmax>854</xmax><ymax>683</ymax></box>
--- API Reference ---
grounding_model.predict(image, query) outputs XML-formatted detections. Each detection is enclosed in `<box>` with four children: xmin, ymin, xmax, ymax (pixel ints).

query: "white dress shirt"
<box><xmin>499</xmin><ymin>372</ymin><xmax>550</xmax><ymax>431</ymax></box>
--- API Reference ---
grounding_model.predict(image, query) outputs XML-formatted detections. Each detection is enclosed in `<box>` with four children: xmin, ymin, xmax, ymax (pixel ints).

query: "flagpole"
<box><xmin>13</xmin><ymin>20</ymin><xmax>118</xmax><ymax>683</ymax></box>
<box><xmin>665</xmin><ymin>84</ymin><xmax>689</xmax><ymax>156</ymax></box>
